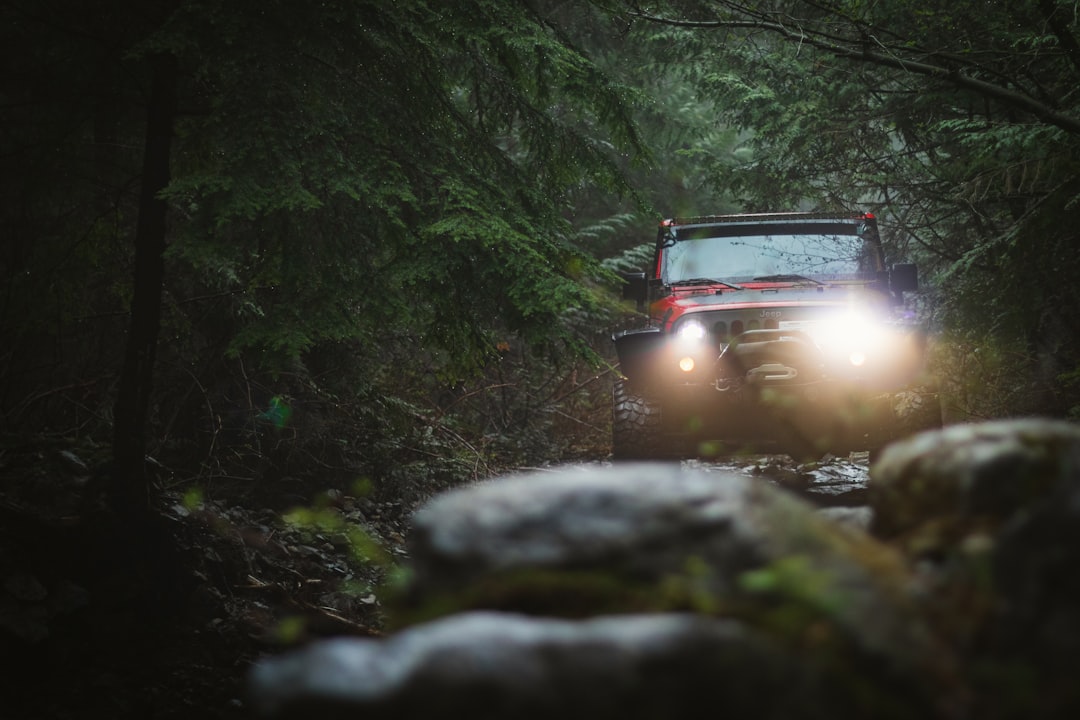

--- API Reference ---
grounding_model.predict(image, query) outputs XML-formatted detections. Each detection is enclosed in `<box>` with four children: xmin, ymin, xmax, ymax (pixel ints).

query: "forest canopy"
<box><xmin>1</xmin><ymin>0</ymin><xmax>654</xmax><ymax>507</ymax></box>
<box><xmin>3</xmin><ymin>0</ymin><xmax>1080</xmax><ymax>512</ymax></box>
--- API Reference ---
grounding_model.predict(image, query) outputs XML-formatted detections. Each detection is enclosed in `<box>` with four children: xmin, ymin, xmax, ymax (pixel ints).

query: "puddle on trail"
<box><xmin>686</xmin><ymin>452</ymin><xmax>872</xmax><ymax>507</ymax></box>
<box><xmin>530</xmin><ymin>452</ymin><xmax>872</xmax><ymax>508</ymax></box>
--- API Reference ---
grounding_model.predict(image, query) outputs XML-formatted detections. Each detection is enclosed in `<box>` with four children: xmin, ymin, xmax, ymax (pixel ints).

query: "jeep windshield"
<box><xmin>660</xmin><ymin>220</ymin><xmax>881</xmax><ymax>285</ymax></box>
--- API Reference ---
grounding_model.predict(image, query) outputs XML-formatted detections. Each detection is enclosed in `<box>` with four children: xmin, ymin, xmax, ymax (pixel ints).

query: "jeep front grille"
<box><xmin>677</xmin><ymin>315</ymin><xmax>782</xmax><ymax>343</ymax></box>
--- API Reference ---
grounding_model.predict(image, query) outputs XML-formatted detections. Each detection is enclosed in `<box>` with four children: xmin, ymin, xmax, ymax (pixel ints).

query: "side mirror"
<box><xmin>619</xmin><ymin>271</ymin><xmax>648</xmax><ymax>311</ymax></box>
<box><xmin>889</xmin><ymin>263</ymin><xmax>918</xmax><ymax>293</ymax></box>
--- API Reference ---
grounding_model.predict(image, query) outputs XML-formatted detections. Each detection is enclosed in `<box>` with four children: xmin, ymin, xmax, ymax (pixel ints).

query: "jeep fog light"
<box><xmin>679</xmin><ymin>356</ymin><xmax>696</xmax><ymax>372</ymax></box>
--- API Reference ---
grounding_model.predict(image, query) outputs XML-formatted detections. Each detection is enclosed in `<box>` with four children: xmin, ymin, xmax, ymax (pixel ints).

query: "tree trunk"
<box><xmin>111</xmin><ymin>53</ymin><xmax>177</xmax><ymax>521</ymax></box>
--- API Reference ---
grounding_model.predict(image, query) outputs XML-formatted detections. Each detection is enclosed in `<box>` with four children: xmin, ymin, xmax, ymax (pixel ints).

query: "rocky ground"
<box><xmin>0</xmin><ymin>439</ymin><xmax>869</xmax><ymax>720</ymax></box>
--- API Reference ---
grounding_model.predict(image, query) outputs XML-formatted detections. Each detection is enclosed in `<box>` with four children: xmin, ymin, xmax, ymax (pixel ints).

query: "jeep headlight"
<box><xmin>674</xmin><ymin>320</ymin><xmax>708</xmax><ymax>373</ymax></box>
<box><xmin>677</xmin><ymin>320</ymin><xmax>707</xmax><ymax>342</ymax></box>
<box><xmin>801</xmin><ymin>312</ymin><xmax>886</xmax><ymax>367</ymax></box>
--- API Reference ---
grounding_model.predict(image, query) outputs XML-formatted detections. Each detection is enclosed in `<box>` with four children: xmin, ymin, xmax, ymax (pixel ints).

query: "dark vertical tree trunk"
<box><xmin>111</xmin><ymin>53</ymin><xmax>177</xmax><ymax>521</ymax></box>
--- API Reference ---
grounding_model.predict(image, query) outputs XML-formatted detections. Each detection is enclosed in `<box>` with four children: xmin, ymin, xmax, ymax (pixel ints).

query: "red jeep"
<box><xmin>613</xmin><ymin>212</ymin><xmax>932</xmax><ymax>460</ymax></box>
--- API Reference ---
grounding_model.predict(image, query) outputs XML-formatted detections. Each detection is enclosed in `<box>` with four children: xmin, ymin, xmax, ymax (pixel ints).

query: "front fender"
<box><xmin>613</xmin><ymin>327</ymin><xmax>666</xmax><ymax>385</ymax></box>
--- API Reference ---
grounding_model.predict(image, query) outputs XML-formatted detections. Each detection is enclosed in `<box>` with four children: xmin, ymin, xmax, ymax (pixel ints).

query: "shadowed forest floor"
<box><xmin>0</xmin><ymin>438</ymin><xmax>868</xmax><ymax>719</ymax></box>
<box><xmin>0</xmin><ymin>437</ymin><xmax>412</xmax><ymax>720</ymax></box>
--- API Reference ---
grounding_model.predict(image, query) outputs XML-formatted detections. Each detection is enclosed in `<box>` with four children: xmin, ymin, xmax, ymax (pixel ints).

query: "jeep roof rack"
<box><xmin>663</xmin><ymin>211</ymin><xmax>874</xmax><ymax>227</ymax></box>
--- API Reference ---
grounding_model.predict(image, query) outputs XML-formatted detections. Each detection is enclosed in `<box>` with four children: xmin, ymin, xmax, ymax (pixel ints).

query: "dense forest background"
<box><xmin>4</xmin><ymin>0</ymin><xmax>1080</xmax><ymax>517</ymax></box>
<box><xmin>5</xmin><ymin>2</ymin><xmax>1080</xmax><ymax>717</ymax></box>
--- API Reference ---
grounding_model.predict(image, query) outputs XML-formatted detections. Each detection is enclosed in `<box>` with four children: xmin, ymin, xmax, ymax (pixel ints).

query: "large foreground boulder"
<box><xmin>250</xmin><ymin>463</ymin><xmax>961</xmax><ymax>719</ymax></box>
<box><xmin>250</xmin><ymin>612</ymin><xmax>806</xmax><ymax>720</ymax></box>
<box><xmin>868</xmin><ymin>418</ymin><xmax>1080</xmax><ymax>540</ymax></box>
<box><xmin>869</xmin><ymin>418</ymin><xmax>1080</xmax><ymax>717</ymax></box>
<box><xmin>397</xmin><ymin>463</ymin><xmax>941</xmax><ymax>669</ymax></box>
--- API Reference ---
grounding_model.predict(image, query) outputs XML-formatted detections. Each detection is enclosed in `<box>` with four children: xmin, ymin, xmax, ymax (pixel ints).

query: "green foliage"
<box><xmin>601</xmin><ymin>240</ymin><xmax>656</xmax><ymax>274</ymax></box>
<box><xmin>283</xmin><ymin>505</ymin><xmax>391</xmax><ymax>567</ymax></box>
<box><xmin>0</xmin><ymin>0</ymin><xmax>652</xmax><ymax>492</ymax></box>
<box><xmin>739</xmin><ymin>556</ymin><xmax>851</xmax><ymax>628</ymax></box>
<box><xmin>386</xmin><ymin>567</ymin><xmax>660</xmax><ymax>629</ymax></box>
<box><xmin>156</xmin><ymin>0</ymin><xmax>648</xmax><ymax>378</ymax></box>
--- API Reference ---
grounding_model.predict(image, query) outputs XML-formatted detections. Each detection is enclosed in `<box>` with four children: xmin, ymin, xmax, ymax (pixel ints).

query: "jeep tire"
<box><xmin>611</xmin><ymin>379</ymin><xmax>672</xmax><ymax>460</ymax></box>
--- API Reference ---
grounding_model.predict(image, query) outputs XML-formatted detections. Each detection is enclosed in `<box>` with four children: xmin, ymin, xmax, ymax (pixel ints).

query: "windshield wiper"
<box><xmin>751</xmin><ymin>274</ymin><xmax>825</xmax><ymax>286</ymax></box>
<box><xmin>669</xmin><ymin>278</ymin><xmax>745</xmax><ymax>291</ymax></box>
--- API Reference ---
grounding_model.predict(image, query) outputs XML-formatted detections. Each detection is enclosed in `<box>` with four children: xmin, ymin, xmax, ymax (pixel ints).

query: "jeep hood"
<box><xmin>665</xmin><ymin>284</ymin><xmax>886</xmax><ymax>309</ymax></box>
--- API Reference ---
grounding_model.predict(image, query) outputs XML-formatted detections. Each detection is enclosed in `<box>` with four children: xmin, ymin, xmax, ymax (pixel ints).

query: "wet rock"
<box><xmin>868</xmin><ymin>418</ymin><xmax>1080</xmax><ymax>539</ymax></box>
<box><xmin>395</xmin><ymin>464</ymin><xmax>952</xmax><ymax>692</ymax></box>
<box><xmin>795</xmin><ymin>455</ymin><xmax>871</xmax><ymax>506</ymax></box>
<box><xmin>866</xmin><ymin>417</ymin><xmax>1080</xmax><ymax>715</ymax></box>
<box><xmin>249</xmin><ymin>463</ymin><xmax>970</xmax><ymax>720</ymax></box>
<box><xmin>988</xmin><ymin>435</ymin><xmax>1080</xmax><ymax>712</ymax></box>
<box><xmin>817</xmin><ymin>505</ymin><xmax>873</xmax><ymax>530</ymax></box>
<box><xmin>250</xmin><ymin>611</ymin><xmax>808</xmax><ymax>720</ymax></box>
<box><xmin>698</xmin><ymin>453</ymin><xmax>871</xmax><ymax>507</ymax></box>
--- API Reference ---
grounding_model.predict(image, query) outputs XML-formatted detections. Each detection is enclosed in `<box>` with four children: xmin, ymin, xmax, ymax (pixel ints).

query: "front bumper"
<box><xmin>660</xmin><ymin>377</ymin><xmax>895</xmax><ymax>455</ymax></box>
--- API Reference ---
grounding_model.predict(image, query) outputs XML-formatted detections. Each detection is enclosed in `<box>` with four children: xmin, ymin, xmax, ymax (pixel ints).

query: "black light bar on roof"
<box><xmin>664</xmin><ymin>211</ymin><xmax>874</xmax><ymax>226</ymax></box>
